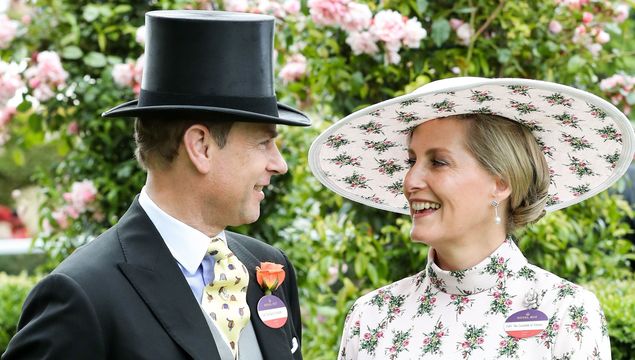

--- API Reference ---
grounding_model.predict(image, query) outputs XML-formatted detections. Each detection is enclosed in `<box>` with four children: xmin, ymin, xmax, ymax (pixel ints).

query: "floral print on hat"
<box><xmin>309</xmin><ymin>78</ymin><xmax>634</xmax><ymax>214</ymax></box>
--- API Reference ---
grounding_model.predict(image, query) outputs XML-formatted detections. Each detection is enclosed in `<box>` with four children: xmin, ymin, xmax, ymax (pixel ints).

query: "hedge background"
<box><xmin>0</xmin><ymin>0</ymin><xmax>634</xmax><ymax>358</ymax></box>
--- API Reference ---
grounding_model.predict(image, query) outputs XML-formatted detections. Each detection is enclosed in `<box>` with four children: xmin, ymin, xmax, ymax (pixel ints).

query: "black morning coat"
<box><xmin>1</xmin><ymin>197</ymin><xmax>303</xmax><ymax>359</ymax></box>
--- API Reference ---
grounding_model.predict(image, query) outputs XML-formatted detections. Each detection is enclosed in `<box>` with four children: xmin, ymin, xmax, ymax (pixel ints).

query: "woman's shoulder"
<box><xmin>525</xmin><ymin>264</ymin><xmax>602</xmax><ymax>309</ymax></box>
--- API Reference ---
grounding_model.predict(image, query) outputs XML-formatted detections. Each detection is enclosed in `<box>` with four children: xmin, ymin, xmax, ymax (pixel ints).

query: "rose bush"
<box><xmin>0</xmin><ymin>0</ymin><xmax>634</xmax><ymax>358</ymax></box>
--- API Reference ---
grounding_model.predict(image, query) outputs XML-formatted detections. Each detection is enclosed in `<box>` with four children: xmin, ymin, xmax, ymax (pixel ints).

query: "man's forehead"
<box><xmin>233</xmin><ymin>121</ymin><xmax>278</xmax><ymax>137</ymax></box>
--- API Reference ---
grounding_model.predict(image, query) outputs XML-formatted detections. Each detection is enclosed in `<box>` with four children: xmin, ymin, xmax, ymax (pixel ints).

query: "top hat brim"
<box><xmin>101</xmin><ymin>100</ymin><xmax>311</xmax><ymax>127</ymax></box>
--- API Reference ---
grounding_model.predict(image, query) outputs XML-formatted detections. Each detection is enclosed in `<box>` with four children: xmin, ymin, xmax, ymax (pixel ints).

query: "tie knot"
<box><xmin>207</xmin><ymin>237</ymin><xmax>233</xmax><ymax>259</ymax></box>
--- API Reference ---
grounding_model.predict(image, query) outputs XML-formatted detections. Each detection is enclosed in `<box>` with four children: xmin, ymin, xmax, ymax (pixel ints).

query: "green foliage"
<box><xmin>0</xmin><ymin>272</ymin><xmax>40</xmax><ymax>353</ymax></box>
<box><xmin>583</xmin><ymin>278</ymin><xmax>635</xmax><ymax>360</ymax></box>
<box><xmin>0</xmin><ymin>254</ymin><xmax>46</xmax><ymax>275</ymax></box>
<box><xmin>518</xmin><ymin>191</ymin><xmax>635</xmax><ymax>282</ymax></box>
<box><xmin>0</xmin><ymin>1</ymin><xmax>634</xmax><ymax>358</ymax></box>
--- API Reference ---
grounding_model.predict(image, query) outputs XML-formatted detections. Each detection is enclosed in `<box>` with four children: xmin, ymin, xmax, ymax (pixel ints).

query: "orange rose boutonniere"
<box><xmin>256</xmin><ymin>262</ymin><xmax>286</xmax><ymax>295</ymax></box>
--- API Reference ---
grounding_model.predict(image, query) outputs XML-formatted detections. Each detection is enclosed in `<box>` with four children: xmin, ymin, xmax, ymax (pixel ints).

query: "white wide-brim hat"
<box><xmin>309</xmin><ymin>77</ymin><xmax>635</xmax><ymax>215</ymax></box>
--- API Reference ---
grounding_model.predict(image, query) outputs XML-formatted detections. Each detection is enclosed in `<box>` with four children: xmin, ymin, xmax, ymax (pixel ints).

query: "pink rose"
<box><xmin>345</xmin><ymin>31</ymin><xmax>379</xmax><ymax>55</ymax></box>
<box><xmin>24</xmin><ymin>51</ymin><xmax>68</xmax><ymax>101</ymax></box>
<box><xmin>462</xmin><ymin>341</ymin><xmax>469</xmax><ymax>348</ymax></box>
<box><xmin>614</xmin><ymin>4</ymin><xmax>630</xmax><ymax>23</ymax></box>
<box><xmin>112</xmin><ymin>63</ymin><xmax>135</xmax><ymax>88</ymax></box>
<box><xmin>308</xmin><ymin>0</ymin><xmax>349</xmax><ymax>27</ymax></box>
<box><xmin>0</xmin><ymin>14</ymin><xmax>18</xmax><ymax>49</ymax></box>
<box><xmin>363</xmin><ymin>332</ymin><xmax>371</xmax><ymax>340</ymax></box>
<box><xmin>135</xmin><ymin>25</ymin><xmax>146</xmax><ymax>46</ymax></box>
<box><xmin>341</xmin><ymin>2</ymin><xmax>372</xmax><ymax>32</ymax></box>
<box><xmin>403</xmin><ymin>18</ymin><xmax>427</xmax><ymax>48</ymax></box>
<box><xmin>133</xmin><ymin>54</ymin><xmax>145</xmax><ymax>94</ymax></box>
<box><xmin>455</xmin><ymin>23</ymin><xmax>473</xmax><ymax>45</ymax></box>
<box><xmin>67</xmin><ymin>121</ymin><xmax>79</xmax><ymax>135</ymax></box>
<box><xmin>63</xmin><ymin>179</ymin><xmax>98</xmax><ymax>214</ymax></box>
<box><xmin>477</xmin><ymin>337</ymin><xmax>484</xmax><ymax>344</ymax></box>
<box><xmin>0</xmin><ymin>106</ymin><xmax>15</xmax><ymax>127</ymax></box>
<box><xmin>283</xmin><ymin>0</ymin><xmax>301</xmax><ymax>15</ymax></box>
<box><xmin>52</xmin><ymin>209</ymin><xmax>69</xmax><ymax>229</ymax></box>
<box><xmin>279</xmin><ymin>54</ymin><xmax>307</xmax><ymax>84</ymax></box>
<box><xmin>370</xmin><ymin>10</ymin><xmax>406</xmax><ymax>44</ymax></box>
<box><xmin>225</xmin><ymin>0</ymin><xmax>249</xmax><ymax>12</ymax></box>
<box><xmin>582</xmin><ymin>12</ymin><xmax>593</xmax><ymax>25</ymax></box>
<box><xmin>595</xmin><ymin>30</ymin><xmax>610</xmax><ymax>44</ymax></box>
<box><xmin>549</xmin><ymin>20</ymin><xmax>562</xmax><ymax>34</ymax></box>
<box><xmin>575</xmin><ymin>24</ymin><xmax>586</xmax><ymax>36</ymax></box>
<box><xmin>0</xmin><ymin>61</ymin><xmax>24</xmax><ymax>106</ymax></box>
<box><xmin>499</xmin><ymin>340</ymin><xmax>507</xmax><ymax>347</ymax></box>
<box><xmin>423</xmin><ymin>337</ymin><xmax>431</xmax><ymax>345</ymax></box>
<box><xmin>505</xmin><ymin>299</ymin><xmax>512</xmax><ymax>306</ymax></box>
<box><xmin>258</xmin><ymin>1</ymin><xmax>286</xmax><ymax>18</ymax></box>
<box><xmin>449</xmin><ymin>18</ymin><xmax>464</xmax><ymax>30</ymax></box>
<box><xmin>385</xmin><ymin>49</ymin><xmax>401</xmax><ymax>65</ymax></box>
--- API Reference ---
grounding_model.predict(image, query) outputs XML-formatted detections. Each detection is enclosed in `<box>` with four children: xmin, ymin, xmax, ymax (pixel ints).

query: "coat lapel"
<box><xmin>227</xmin><ymin>233</ymin><xmax>292</xmax><ymax>360</ymax></box>
<box><xmin>116</xmin><ymin>198</ymin><xmax>220</xmax><ymax>360</ymax></box>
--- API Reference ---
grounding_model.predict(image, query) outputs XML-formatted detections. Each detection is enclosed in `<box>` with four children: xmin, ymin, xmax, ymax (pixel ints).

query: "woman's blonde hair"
<box><xmin>454</xmin><ymin>113</ymin><xmax>550</xmax><ymax>232</ymax></box>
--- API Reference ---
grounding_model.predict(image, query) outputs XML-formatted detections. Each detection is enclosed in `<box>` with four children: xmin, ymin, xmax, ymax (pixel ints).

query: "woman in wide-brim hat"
<box><xmin>309</xmin><ymin>77</ymin><xmax>634</xmax><ymax>359</ymax></box>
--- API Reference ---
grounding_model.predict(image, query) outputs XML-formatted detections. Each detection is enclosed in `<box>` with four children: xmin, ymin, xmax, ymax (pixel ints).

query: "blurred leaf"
<box><xmin>83</xmin><ymin>52</ymin><xmax>107</xmax><ymax>68</ymax></box>
<box><xmin>431</xmin><ymin>18</ymin><xmax>451</xmax><ymax>47</ymax></box>
<box><xmin>61</xmin><ymin>46</ymin><xmax>83</xmax><ymax>60</ymax></box>
<box><xmin>566</xmin><ymin>55</ymin><xmax>586</xmax><ymax>72</ymax></box>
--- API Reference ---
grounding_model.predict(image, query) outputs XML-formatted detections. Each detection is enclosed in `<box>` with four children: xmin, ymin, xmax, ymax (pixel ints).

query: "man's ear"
<box><xmin>183</xmin><ymin>124</ymin><xmax>212</xmax><ymax>174</ymax></box>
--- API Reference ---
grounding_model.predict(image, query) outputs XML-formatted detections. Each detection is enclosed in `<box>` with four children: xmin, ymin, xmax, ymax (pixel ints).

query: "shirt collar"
<box><xmin>425</xmin><ymin>238</ymin><xmax>528</xmax><ymax>295</ymax></box>
<box><xmin>138</xmin><ymin>186</ymin><xmax>226</xmax><ymax>275</ymax></box>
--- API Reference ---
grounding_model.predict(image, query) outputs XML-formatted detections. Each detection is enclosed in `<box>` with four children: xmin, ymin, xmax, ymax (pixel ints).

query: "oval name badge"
<box><xmin>504</xmin><ymin>309</ymin><xmax>549</xmax><ymax>339</ymax></box>
<box><xmin>257</xmin><ymin>294</ymin><xmax>288</xmax><ymax>329</ymax></box>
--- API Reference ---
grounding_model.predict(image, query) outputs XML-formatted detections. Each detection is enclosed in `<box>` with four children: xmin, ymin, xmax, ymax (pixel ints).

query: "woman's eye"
<box><xmin>406</xmin><ymin>158</ymin><xmax>416</xmax><ymax>167</ymax></box>
<box><xmin>432</xmin><ymin>159</ymin><xmax>447</xmax><ymax>166</ymax></box>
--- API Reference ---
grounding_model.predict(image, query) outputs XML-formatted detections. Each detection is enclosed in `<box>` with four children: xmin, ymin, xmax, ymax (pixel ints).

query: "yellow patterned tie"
<box><xmin>202</xmin><ymin>237</ymin><xmax>250</xmax><ymax>359</ymax></box>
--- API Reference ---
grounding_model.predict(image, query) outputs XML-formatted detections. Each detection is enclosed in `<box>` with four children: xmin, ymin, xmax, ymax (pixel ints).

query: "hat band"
<box><xmin>138</xmin><ymin>89</ymin><xmax>279</xmax><ymax>117</ymax></box>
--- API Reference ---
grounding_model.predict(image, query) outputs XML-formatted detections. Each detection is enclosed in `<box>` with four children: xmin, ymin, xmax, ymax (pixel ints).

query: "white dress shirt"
<box><xmin>138</xmin><ymin>187</ymin><xmax>221</xmax><ymax>303</ymax></box>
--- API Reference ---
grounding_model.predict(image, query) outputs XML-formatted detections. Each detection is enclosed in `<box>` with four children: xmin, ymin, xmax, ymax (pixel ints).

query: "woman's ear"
<box><xmin>494</xmin><ymin>176</ymin><xmax>512</xmax><ymax>201</ymax></box>
<box><xmin>182</xmin><ymin>124</ymin><xmax>212</xmax><ymax>174</ymax></box>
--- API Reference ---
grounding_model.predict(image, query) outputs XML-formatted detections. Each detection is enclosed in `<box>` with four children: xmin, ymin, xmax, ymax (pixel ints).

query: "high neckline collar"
<box><xmin>425</xmin><ymin>238</ymin><xmax>528</xmax><ymax>295</ymax></box>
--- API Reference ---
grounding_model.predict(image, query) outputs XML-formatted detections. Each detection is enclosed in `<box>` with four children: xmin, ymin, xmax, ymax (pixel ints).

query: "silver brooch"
<box><xmin>523</xmin><ymin>288</ymin><xmax>540</xmax><ymax>309</ymax></box>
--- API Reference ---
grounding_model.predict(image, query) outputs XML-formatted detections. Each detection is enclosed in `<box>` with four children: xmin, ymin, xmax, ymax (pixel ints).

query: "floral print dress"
<box><xmin>339</xmin><ymin>239</ymin><xmax>610</xmax><ymax>359</ymax></box>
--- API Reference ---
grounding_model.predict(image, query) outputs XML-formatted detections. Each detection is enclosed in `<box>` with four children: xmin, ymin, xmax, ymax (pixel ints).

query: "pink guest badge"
<box><xmin>504</xmin><ymin>309</ymin><xmax>549</xmax><ymax>339</ymax></box>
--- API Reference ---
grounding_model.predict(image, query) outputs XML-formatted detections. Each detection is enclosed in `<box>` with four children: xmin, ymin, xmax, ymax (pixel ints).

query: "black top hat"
<box><xmin>102</xmin><ymin>10</ymin><xmax>310</xmax><ymax>126</ymax></box>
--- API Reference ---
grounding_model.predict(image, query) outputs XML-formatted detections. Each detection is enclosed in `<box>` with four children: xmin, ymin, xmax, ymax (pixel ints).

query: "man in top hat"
<box><xmin>2</xmin><ymin>10</ymin><xmax>309</xmax><ymax>360</ymax></box>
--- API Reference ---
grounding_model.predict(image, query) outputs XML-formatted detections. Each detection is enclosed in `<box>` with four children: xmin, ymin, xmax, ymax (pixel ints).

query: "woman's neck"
<box><xmin>433</xmin><ymin>235</ymin><xmax>507</xmax><ymax>271</ymax></box>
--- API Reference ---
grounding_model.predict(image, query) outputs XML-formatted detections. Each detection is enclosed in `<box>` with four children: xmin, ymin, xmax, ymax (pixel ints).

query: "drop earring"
<box><xmin>491</xmin><ymin>200</ymin><xmax>501</xmax><ymax>225</ymax></box>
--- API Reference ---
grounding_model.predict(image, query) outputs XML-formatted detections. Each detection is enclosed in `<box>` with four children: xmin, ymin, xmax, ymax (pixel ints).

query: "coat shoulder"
<box><xmin>227</xmin><ymin>230</ymin><xmax>286</xmax><ymax>261</ymax></box>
